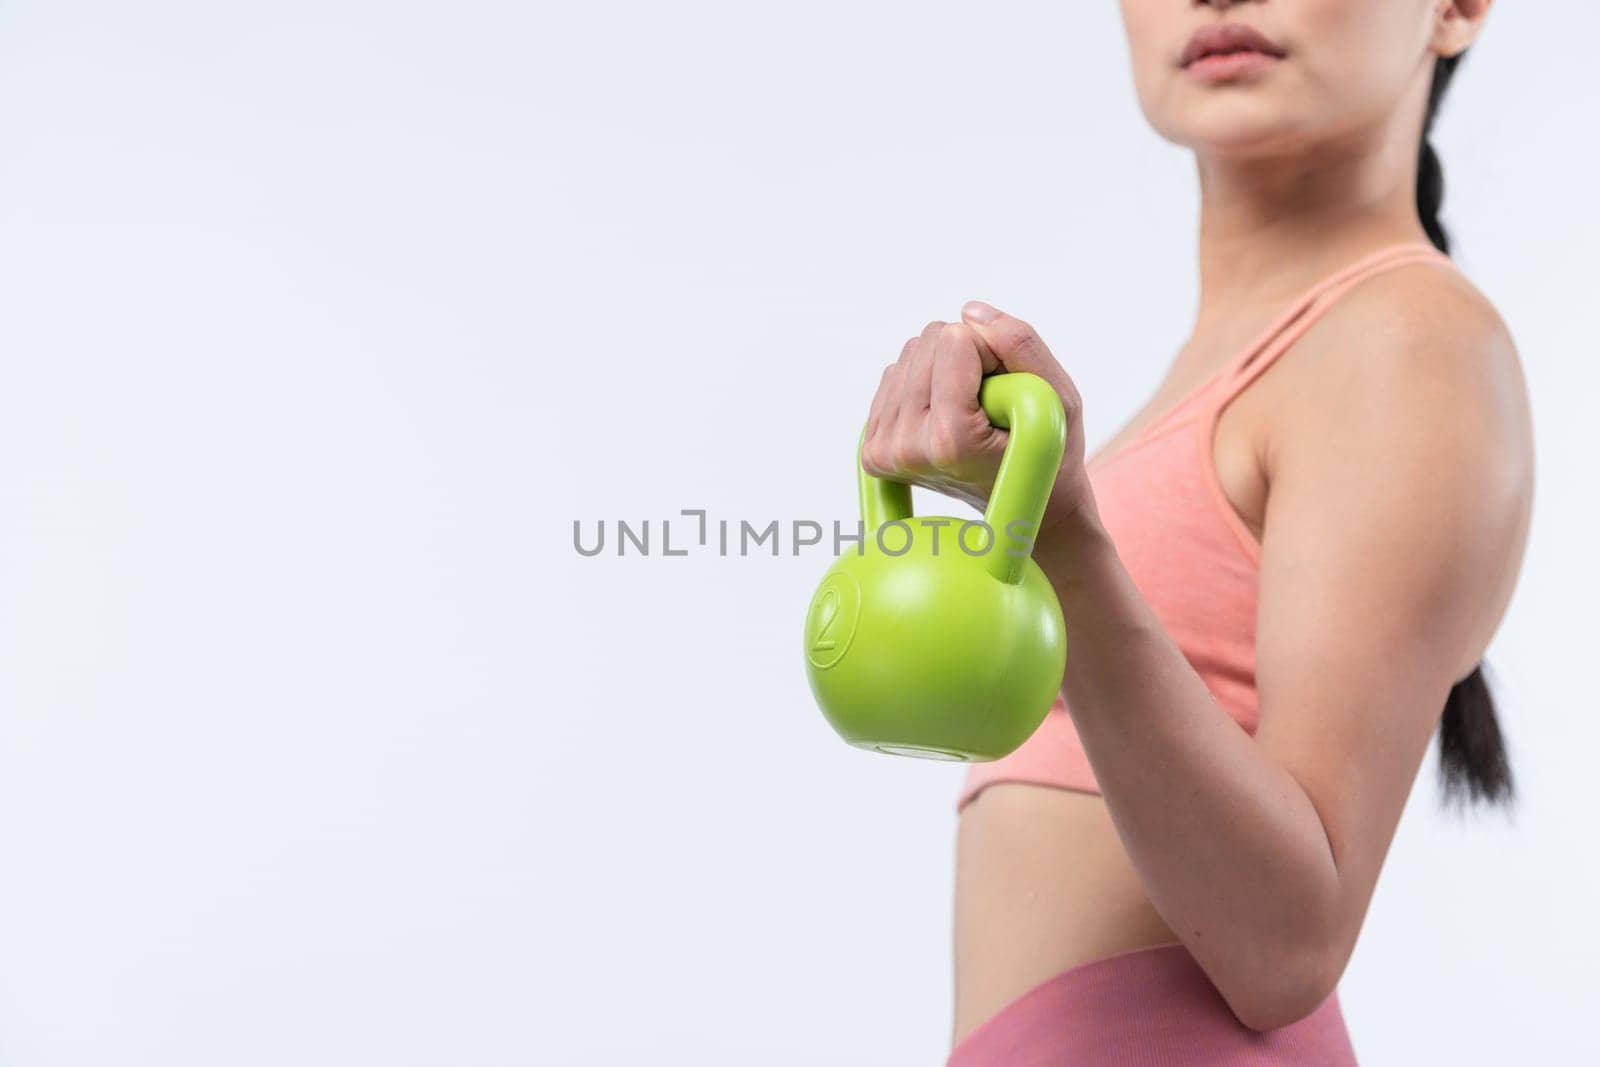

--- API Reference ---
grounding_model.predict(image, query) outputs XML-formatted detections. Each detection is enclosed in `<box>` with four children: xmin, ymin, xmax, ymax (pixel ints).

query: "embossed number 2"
<box><xmin>811</xmin><ymin>589</ymin><xmax>840</xmax><ymax>652</ymax></box>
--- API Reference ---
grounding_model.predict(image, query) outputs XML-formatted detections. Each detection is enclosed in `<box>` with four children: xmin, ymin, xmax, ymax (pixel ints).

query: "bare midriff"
<box><xmin>951</xmin><ymin>783</ymin><xmax>1181</xmax><ymax>1046</ymax></box>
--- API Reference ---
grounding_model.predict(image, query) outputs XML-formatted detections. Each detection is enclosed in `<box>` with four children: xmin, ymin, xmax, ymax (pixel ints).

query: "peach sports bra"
<box><xmin>956</xmin><ymin>242</ymin><xmax>1460</xmax><ymax>811</ymax></box>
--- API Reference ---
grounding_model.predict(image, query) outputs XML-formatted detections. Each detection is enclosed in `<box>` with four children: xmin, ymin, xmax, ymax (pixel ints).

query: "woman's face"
<box><xmin>1118</xmin><ymin>0</ymin><xmax>1467</xmax><ymax>157</ymax></box>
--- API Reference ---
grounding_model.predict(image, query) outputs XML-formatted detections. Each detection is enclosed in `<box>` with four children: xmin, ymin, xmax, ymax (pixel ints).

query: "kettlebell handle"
<box><xmin>857</xmin><ymin>372</ymin><xmax>1067</xmax><ymax>585</ymax></box>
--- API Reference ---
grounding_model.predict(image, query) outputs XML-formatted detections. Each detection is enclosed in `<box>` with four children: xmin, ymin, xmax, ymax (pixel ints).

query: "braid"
<box><xmin>1417</xmin><ymin>54</ymin><xmax>1463</xmax><ymax>255</ymax></box>
<box><xmin>1418</xmin><ymin>50</ymin><xmax>1515</xmax><ymax>807</ymax></box>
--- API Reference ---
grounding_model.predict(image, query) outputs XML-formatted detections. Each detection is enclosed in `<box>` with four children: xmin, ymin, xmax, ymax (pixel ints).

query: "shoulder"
<box><xmin>1298</xmin><ymin>259</ymin><xmax>1519</xmax><ymax>407</ymax></box>
<box><xmin>1258</xmin><ymin>258</ymin><xmax>1534</xmax><ymax>670</ymax></box>
<box><xmin>1282</xmin><ymin>259</ymin><xmax>1531</xmax><ymax>488</ymax></box>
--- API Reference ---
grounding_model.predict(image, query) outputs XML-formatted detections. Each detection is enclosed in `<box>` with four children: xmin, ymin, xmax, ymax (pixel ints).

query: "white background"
<box><xmin>0</xmin><ymin>2</ymin><xmax>1595</xmax><ymax>1065</ymax></box>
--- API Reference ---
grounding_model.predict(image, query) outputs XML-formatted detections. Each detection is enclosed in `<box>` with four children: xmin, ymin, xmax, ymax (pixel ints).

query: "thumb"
<box><xmin>960</xmin><ymin>301</ymin><xmax>1074</xmax><ymax>400</ymax></box>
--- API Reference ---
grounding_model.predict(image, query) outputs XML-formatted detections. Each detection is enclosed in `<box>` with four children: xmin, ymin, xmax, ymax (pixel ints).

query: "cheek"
<box><xmin>1117</xmin><ymin>0</ymin><xmax>1181</xmax><ymax>135</ymax></box>
<box><xmin>1292</xmin><ymin>0</ymin><xmax>1437</xmax><ymax>118</ymax></box>
<box><xmin>1118</xmin><ymin>0</ymin><xmax>1170</xmax><ymax>84</ymax></box>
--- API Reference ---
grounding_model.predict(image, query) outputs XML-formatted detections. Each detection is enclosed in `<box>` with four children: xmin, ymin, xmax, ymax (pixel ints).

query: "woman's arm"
<box><xmin>865</xmin><ymin>279</ymin><xmax>1532</xmax><ymax>1031</ymax></box>
<box><xmin>1003</xmin><ymin>279</ymin><xmax>1529</xmax><ymax>1029</ymax></box>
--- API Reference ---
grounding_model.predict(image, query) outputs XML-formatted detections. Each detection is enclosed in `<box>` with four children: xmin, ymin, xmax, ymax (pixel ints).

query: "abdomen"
<box><xmin>952</xmin><ymin>784</ymin><xmax>1181</xmax><ymax>1044</ymax></box>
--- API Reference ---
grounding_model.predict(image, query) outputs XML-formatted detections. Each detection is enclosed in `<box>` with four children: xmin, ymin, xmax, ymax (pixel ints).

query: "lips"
<box><xmin>1180</xmin><ymin>24</ymin><xmax>1287</xmax><ymax>69</ymax></box>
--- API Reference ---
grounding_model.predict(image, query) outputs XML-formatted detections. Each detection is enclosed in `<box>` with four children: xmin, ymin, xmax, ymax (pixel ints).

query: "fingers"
<box><xmin>960</xmin><ymin>301</ymin><xmax>1052</xmax><ymax>373</ymax></box>
<box><xmin>866</xmin><ymin>345</ymin><xmax>908</xmax><ymax>444</ymax></box>
<box><xmin>862</xmin><ymin>304</ymin><xmax>1086</xmax><ymax>515</ymax></box>
<box><xmin>865</xmin><ymin>320</ymin><xmax>997</xmax><ymax>480</ymax></box>
<box><xmin>961</xmin><ymin>301</ymin><xmax>1082</xmax><ymax>415</ymax></box>
<box><xmin>894</xmin><ymin>320</ymin><xmax>944</xmax><ymax>430</ymax></box>
<box><xmin>929</xmin><ymin>324</ymin><xmax>998</xmax><ymax>468</ymax></box>
<box><xmin>871</xmin><ymin>323</ymin><xmax>935</xmax><ymax>474</ymax></box>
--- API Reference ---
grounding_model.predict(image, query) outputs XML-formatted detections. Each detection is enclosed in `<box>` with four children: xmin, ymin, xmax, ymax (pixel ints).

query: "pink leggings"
<box><xmin>948</xmin><ymin>943</ymin><xmax>1358</xmax><ymax>1066</ymax></box>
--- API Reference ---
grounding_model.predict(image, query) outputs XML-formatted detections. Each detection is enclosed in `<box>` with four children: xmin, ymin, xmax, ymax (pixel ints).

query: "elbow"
<box><xmin>1220</xmin><ymin>941</ymin><xmax>1346</xmax><ymax>1034</ymax></box>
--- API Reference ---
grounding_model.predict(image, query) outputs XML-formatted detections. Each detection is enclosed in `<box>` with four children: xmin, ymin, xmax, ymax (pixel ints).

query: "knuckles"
<box><xmin>893</xmin><ymin>323</ymin><xmax>982</xmax><ymax>371</ymax></box>
<box><xmin>990</xmin><ymin>316</ymin><xmax>1037</xmax><ymax>353</ymax></box>
<box><xmin>858</xmin><ymin>430</ymin><xmax>920</xmax><ymax>480</ymax></box>
<box><xmin>860</xmin><ymin>442</ymin><xmax>890</xmax><ymax>478</ymax></box>
<box><xmin>887</xmin><ymin>432</ymin><xmax>922</xmax><ymax>475</ymax></box>
<box><xmin>862</xmin><ymin>420</ymin><xmax>987</xmax><ymax>481</ymax></box>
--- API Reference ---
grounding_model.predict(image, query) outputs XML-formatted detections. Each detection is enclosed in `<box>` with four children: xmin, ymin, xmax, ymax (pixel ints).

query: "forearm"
<box><xmin>1034</xmin><ymin>514</ymin><xmax>1346</xmax><ymax>1027</ymax></box>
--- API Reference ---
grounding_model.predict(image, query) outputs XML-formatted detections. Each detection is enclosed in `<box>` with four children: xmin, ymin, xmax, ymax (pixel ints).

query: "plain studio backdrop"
<box><xmin>0</xmin><ymin>3</ymin><xmax>1595</xmax><ymax>1065</ymax></box>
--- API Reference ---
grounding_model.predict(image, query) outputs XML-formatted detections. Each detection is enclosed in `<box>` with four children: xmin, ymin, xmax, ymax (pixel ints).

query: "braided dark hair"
<box><xmin>1418</xmin><ymin>54</ymin><xmax>1462</xmax><ymax>255</ymax></box>
<box><xmin>1419</xmin><ymin>53</ymin><xmax>1515</xmax><ymax>808</ymax></box>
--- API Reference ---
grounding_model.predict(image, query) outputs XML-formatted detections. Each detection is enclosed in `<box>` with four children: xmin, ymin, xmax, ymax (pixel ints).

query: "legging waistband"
<box><xmin>948</xmin><ymin>942</ymin><xmax>1357</xmax><ymax>1066</ymax></box>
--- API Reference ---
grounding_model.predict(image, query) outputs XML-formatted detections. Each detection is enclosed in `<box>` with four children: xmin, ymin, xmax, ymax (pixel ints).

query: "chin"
<box><xmin>1150</xmin><ymin>98</ymin><xmax>1312</xmax><ymax>158</ymax></box>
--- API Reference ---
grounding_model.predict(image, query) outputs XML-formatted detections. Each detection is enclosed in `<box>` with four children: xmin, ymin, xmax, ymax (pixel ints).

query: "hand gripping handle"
<box><xmin>856</xmin><ymin>372</ymin><xmax>1067</xmax><ymax>584</ymax></box>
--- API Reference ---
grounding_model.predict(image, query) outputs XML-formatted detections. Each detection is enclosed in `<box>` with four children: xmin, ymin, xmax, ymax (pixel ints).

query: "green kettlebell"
<box><xmin>803</xmin><ymin>372</ymin><xmax>1068</xmax><ymax>762</ymax></box>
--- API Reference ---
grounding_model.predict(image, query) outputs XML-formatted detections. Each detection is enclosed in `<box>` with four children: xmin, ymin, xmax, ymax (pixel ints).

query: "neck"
<box><xmin>1192</xmin><ymin>124</ymin><xmax>1431</xmax><ymax>332</ymax></box>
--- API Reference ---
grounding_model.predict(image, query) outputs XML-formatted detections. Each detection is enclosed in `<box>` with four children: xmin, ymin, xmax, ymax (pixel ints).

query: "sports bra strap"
<box><xmin>1212</xmin><ymin>242</ymin><xmax>1458</xmax><ymax>406</ymax></box>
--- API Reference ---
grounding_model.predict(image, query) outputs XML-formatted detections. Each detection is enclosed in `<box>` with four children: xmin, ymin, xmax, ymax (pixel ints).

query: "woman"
<box><xmin>859</xmin><ymin>1</ymin><xmax>1531</xmax><ymax>1062</ymax></box>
